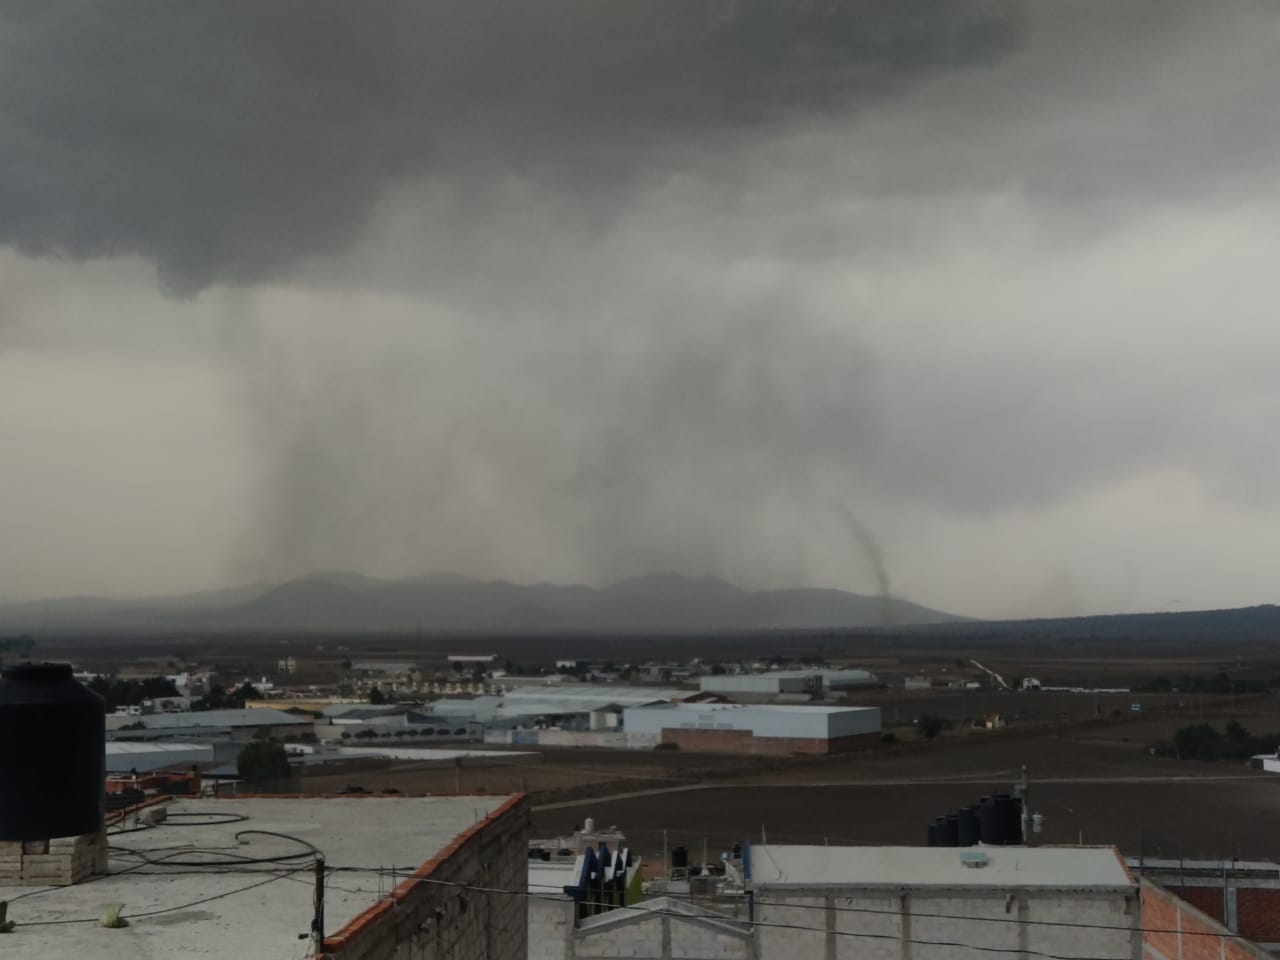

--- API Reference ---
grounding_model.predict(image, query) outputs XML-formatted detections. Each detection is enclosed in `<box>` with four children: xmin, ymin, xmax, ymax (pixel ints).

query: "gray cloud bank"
<box><xmin>2</xmin><ymin>1</ymin><xmax>1279</xmax><ymax>617</ymax></box>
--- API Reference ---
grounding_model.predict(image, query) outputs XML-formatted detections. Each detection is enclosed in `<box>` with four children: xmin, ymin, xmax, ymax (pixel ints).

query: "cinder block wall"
<box><xmin>528</xmin><ymin>897</ymin><xmax>575</xmax><ymax>960</ymax></box>
<box><xmin>326</xmin><ymin>795</ymin><xmax>531</xmax><ymax>960</ymax></box>
<box><xmin>756</xmin><ymin>888</ymin><xmax>1140</xmax><ymax>960</ymax></box>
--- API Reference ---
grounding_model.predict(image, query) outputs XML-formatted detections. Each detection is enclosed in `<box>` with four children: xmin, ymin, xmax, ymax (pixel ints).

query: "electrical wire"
<box><xmin>14</xmin><ymin>866</ymin><xmax>309</xmax><ymax>927</ymax></box>
<box><xmin>108</xmin><ymin>828</ymin><xmax>319</xmax><ymax>868</ymax></box>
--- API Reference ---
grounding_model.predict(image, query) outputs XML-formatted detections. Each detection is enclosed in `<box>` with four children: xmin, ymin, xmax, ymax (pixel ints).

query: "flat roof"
<box><xmin>750</xmin><ymin>845</ymin><xmax>1134</xmax><ymax>891</ymax></box>
<box><xmin>2</xmin><ymin>795</ymin><xmax>515</xmax><ymax>960</ymax></box>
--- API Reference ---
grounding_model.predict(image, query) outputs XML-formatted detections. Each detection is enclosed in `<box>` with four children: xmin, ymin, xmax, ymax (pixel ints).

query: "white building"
<box><xmin>622</xmin><ymin>702</ymin><xmax>881</xmax><ymax>755</ymax></box>
<box><xmin>700</xmin><ymin>669</ymin><xmax>878</xmax><ymax>698</ymax></box>
<box><xmin>533</xmin><ymin>844</ymin><xmax>1140</xmax><ymax>960</ymax></box>
<box><xmin>1249</xmin><ymin>749</ymin><xmax>1280</xmax><ymax>773</ymax></box>
<box><xmin>748</xmin><ymin>844</ymin><xmax>1140</xmax><ymax>960</ymax></box>
<box><xmin>698</xmin><ymin>671</ymin><xmax>821</xmax><ymax>696</ymax></box>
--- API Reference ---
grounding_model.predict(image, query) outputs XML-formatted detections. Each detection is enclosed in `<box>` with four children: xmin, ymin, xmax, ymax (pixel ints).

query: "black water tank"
<box><xmin>957</xmin><ymin>807</ymin><xmax>980</xmax><ymax>846</ymax></box>
<box><xmin>672</xmin><ymin>845</ymin><xmax>688</xmax><ymax>869</ymax></box>
<box><xmin>927</xmin><ymin>820</ymin><xmax>940</xmax><ymax>847</ymax></box>
<box><xmin>978</xmin><ymin>796</ymin><xmax>1001</xmax><ymax>844</ymax></box>
<box><xmin>940</xmin><ymin>813</ymin><xmax>960</xmax><ymax>847</ymax></box>
<box><xmin>1009</xmin><ymin>796</ymin><xmax>1024</xmax><ymax>845</ymax></box>
<box><xmin>988</xmin><ymin>794</ymin><xmax>1017</xmax><ymax>845</ymax></box>
<box><xmin>0</xmin><ymin>663</ymin><xmax>105</xmax><ymax>841</ymax></box>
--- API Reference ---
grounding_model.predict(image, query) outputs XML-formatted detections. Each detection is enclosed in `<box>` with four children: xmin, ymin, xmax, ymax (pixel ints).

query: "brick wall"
<box><xmin>324</xmin><ymin>795</ymin><xmax>530</xmax><ymax>960</ymax></box>
<box><xmin>1235</xmin><ymin>888</ymin><xmax>1280</xmax><ymax>944</ymax></box>
<box><xmin>659</xmin><ymin>728</ymin><xmax>880</xmax><ymax>756</ymax></box>
<box><xmin>1163</xmin><ymin>885</ymin><xmax>1226</xmax><ymax>924</ymax></box>
<box><xmin>1157</xmin><ymin>882</ymin><xmax>1280</xmax><ymax>945</ymax></box>
<box><xmin>1142</xmin><ymin>880</ymin><xmax>1273</xmax><ymax>960</ymax></box>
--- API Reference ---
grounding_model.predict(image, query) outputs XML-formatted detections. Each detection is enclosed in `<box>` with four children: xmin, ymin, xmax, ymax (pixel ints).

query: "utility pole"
<box><xmin>311</xmin><ymin>855</ymin><xmax>326</xmax><ymax>957</ymax></box>
<box><xmin>1020</xmin><ymin>765</ymin><xmax>1030</xmax><ymax>844</ymax></box>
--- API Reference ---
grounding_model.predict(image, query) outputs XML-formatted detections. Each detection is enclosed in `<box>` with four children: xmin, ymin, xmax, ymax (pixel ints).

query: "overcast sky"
<box><xmin>2</xmin><ymin>1</ymin><xmax>1278</xmax><ymax>619</ymax></box>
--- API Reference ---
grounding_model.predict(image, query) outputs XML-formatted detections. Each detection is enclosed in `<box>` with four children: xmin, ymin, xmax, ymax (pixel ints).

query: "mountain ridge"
<box><xmin>0</xmin><ymin>571</ymin><xmax>958</xmax><ymax>634</ymax></box>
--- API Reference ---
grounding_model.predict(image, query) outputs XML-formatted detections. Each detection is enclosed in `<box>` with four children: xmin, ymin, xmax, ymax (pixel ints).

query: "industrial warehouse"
<box><xmin>621</xmin><ymin>702</ymin><xmax>882</xmax><ymax>754</ymax></box>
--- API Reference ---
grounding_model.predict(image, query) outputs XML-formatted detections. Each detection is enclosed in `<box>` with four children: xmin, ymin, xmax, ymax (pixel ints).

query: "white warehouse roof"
<box><xmin>750</xmin><ymin>845</ymin><xmax>1134</xmax><ymax>891</ymax></box>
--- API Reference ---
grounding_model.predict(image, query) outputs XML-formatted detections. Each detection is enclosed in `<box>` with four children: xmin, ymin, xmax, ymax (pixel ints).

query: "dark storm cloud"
<box><xmin>0</xmin><ymin>1</ymin><xmax>1025</xmax><ymax>291</ymax></box>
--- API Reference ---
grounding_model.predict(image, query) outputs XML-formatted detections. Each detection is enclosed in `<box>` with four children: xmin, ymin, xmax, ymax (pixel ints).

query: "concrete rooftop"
<box><xmin>1</xmin><ymin>795</ymin><xmax>514</xmax><ymax>959</ymax></box>
<box><xmin>750</xmin><ymin>844</ymin><xmax>1135</xmax><ymax>891</ymax></box>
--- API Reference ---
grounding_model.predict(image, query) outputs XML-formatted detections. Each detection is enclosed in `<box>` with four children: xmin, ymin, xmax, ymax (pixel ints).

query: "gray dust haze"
<box><xmin>2</xmin><ymin>1</ymin><xmax>1280</xmax><ymax>617</ymax></box>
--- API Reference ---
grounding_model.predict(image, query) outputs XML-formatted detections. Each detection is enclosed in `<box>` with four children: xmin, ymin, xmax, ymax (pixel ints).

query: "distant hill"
<box><xmin>0</xmin><ymin>571</ymin><xmax>959</xmax><ymax>634</ymax></box>
<box><xmin>910</xmin><ymin>604</ymin><xmax>1280</xmax><ymax>642</ymax></box>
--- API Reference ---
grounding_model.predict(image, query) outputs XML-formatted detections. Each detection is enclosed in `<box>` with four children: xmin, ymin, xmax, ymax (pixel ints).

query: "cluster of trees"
<box><xmin>1151</xmin><ymin>719</ymin><xmax>1280</xmax><ymax>762</ymax></box>
<box><xmin>236</xmin><ymin>739</ymin><xmax>291</xmax><ymax>783</ymax></box>
<box><xmin>191</xmin><ymin>682</ymin><xmax>261</xmax><ymax>711</ymax></box>
<box><xmin>1134</xmin><ymin>673</ymin><xmax>1267</xmax><ymax>695</ymax></box>
<box><xmin>87</xmin><ymin>675</ymin><xmax>179</xmax><ymax>710</ymax></box>
<box><xmin>915</xmin><ymin>714</ymin><xmax>953</xmax><ymax>739</ymax></box>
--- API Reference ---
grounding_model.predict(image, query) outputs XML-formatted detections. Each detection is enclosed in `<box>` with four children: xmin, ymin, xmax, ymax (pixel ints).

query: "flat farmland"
<box><xmin>529</xmin><ymin>730</ymin><xmax>1280</xmax><ymax>865</ymax></box>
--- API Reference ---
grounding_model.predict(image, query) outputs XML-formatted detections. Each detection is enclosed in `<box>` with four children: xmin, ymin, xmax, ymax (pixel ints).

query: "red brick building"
<box><xmin>1143</xmin><ymin>879</ymin><xmax>1275</xmax><ymax>960</ymax></box>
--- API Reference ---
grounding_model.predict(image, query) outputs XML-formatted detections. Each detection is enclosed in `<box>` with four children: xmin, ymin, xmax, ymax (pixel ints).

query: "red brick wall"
<box><xmin>1142</xmin><ymin>880</ymin><xmax>1273</xmax><ymax>960</ymax></box>
<box><xmin>659</xmin><ymin>728</ymin><xmax>880</xmax><ymax>756</ymax></box>
<box><xmin>1166</xmin><ymin>885</ymin><xmax>1226</xmax><ymax>924</ymax></box>
<box><xmin>1159</xmin><ymin>883</ymin><xmax>1280</xmax><ymax>944</ymax></box>
<box><xmin>1236</xmin><ymin>888</ymin><xmax>1280</xmax><ymax>943</ymax></box>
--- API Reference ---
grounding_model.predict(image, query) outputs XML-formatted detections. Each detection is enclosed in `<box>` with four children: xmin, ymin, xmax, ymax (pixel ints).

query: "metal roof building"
<box><xmin>494</xmin><ymin>685</ymin><xmax>688</xmax><ymax>719</ymax></box>
<box><xmin>698</xmin><ymin>671</ymin><xmax>818</xmax><ymax>695</ymax></box>
<box><xmin>119</xmin><ymin>707</ymin><xmax>309</xmax><ymax>729</ymax></box>
<box><xmin>104</xmin><ymin>740</ymin><xmax>216</xmax><ymax>773</ymax></box>
<box><xmin>747</xmin><ymin>845</ymin><xmax>1139</xmax><ymax>960</ymax></box>
<box><xmin>622</xmin><ymin>703</ymin><xmax>880</xmax><ymax>754</ymax></box>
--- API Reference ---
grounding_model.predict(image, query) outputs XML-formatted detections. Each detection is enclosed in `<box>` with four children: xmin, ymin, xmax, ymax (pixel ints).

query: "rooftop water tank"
<box><xmin>940</xmin><ymin>812</ymin><xmax>960</xmax><ymax>847</ymax></box>
<box><xmin>0</xmin><ymin>663</ymin><xmax>105</xmax><ymax>841</ymax></box>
